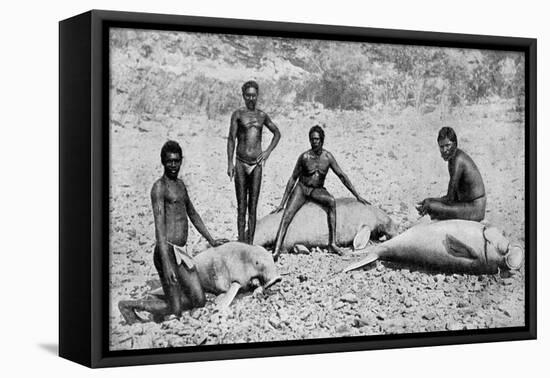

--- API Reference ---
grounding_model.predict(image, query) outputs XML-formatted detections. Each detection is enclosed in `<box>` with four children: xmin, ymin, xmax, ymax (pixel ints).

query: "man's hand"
<box><xmin>356</xmin><ymin>196</ymin><xmax>371</xmax><ymax>206</ymax></box>
<box><xmin>227</xmin><ymin>162</ymin><xmax>235</xmax><ymax>181</ymax></box>
<box><xmin>163</xmin><ymin>262</ymin><xmax>179</xmax><ymax>286</ymax></box>
<box><xmin>271</xmin><ymin>204</ymin><xmax>284</xmax><ymax>214</ymax></box>
<box><xmin>210</xmin><ymin>238</ymin><xmax>229</xmax><ymax>247</ymax></box>
<box><xmin>257</xmin><ymin>150</ymin><xmax>271</xmax><ymax>165</ymax></box>
<box><xmin>415</xmin><ymin>199</ymin><xmax>429</xmax><ymax>216</ymax></box>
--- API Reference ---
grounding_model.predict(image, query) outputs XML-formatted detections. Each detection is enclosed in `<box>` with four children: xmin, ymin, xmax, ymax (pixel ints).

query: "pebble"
<box><xmin>423</xmin><ymin>313</ymin><xmax>436</xmax><ymax>320</ymax></box>
<box><xmin>340</xmin><ymin>293</ymin><xmax>359</xmax><ymax>303</ymax></box>
<box><xmin>195</xmin><ymin>334</ymin><xmax>208</xmax><ymax>345</ymax></box>
<box><xmin>268</xmin><ymin>317</ymin><xmax>281</xmax><ymax>329</ymax></box>
<box><xmin>336</xmin><ymin>324</ymin><xmax>351</xmax><ymax>334</ymax></box>
<box><xmin>446</xmin><ymin>322</ymin><xmax>464</xmax><ymax>331</ymax></box>
<box><xmin>353</xmin><ymin>317</ymin><xmax>370</xmax><ymax>328</ymax></box>
<box><xmin>334</xmin><ymin>302</ymin><xmax>346</xmax><ymax>310</ymax></box>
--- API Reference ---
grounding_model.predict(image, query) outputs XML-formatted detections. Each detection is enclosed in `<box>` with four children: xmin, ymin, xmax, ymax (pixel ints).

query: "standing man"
<box><xmin>119</xmin><ymin>141</ymin><xmax>227</xmax><ymax>324</ymax></box>
<box><xmin>227</xmin><ymin>80</ymin><xmax>281</xmax><ymax>244</ymax></box>
<box><xmin>416</xmin><ymin>127</ymin><xmax>486</xmax><ymax>221</ymax></box>
<box><xmin>271</xmin><ymin>125</ymin><xmax>370</xmax><ymax>260</ymax></box>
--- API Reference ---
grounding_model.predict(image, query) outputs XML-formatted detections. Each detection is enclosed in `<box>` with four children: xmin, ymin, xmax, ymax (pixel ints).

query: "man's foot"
<box><xmin>118</xmin><ymin>301</ymin><xmax>143</xmax><ymax>325</ymax></box>
<box><xmin>329</xmin><ymin>243</ymin><xmax>345</xmax><ymax>256</ymax></box>
<box><xmin>272</xmin><ymin>251</ymin><xmax>280</xmax><ymax>262</ymax></box>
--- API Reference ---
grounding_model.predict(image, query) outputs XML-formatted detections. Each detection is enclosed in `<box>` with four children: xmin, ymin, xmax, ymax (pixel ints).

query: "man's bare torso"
<box><xmin>155</xmin><ymin>177</ymin><xmax>189</xmax><ymax>246</ymax></box>
<box><xmin>298</xmin><ymin>150</ymin><xmax>331</xmax><ymax>188</ymax></box>
<box><xmin>449</xmin><ymin>149</ymin><xmax>485</xmax><ymax>202</ymax></box>
<box><xmin>235</xmin><ymin>108</ymin><xmax>266</xmax><ymax>163</ymax></box>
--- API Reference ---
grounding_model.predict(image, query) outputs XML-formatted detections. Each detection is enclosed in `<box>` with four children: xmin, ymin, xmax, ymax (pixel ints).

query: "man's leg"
<box><xmin>153</xmin><ymin>246</ymin><xmax>185</xmax><ymax>316</ymax></box>
<box><xmin>427</xmin><ymin>196</ymin><xmax>486</xmax><ymax>222</ymax></box>
<box><xmin>234</xmin><ymin>161</ymin><xmax>249</xmax><ymax>242</ymax></box>
<box><xmin>310</xmin><ymin>189</ymin><xmax>344</xmax><ymax>255</ymax></box>
<box><xmin>118</xmin><ymin>297</ymin><xmax>172</xmax><ymax>325</ymax></box>
<box><xmin>272</xmin><ymin>184</ymin><xmax>307</xmax><ymax>260</ymax></box>
<box><xmin>176</xmin><ymin>262</ymin><xmax>206</xmax><ymax>308</ymax></box>
<box><xmin>246</xmin><ymin>164</ymin><xmax>263</xmax><ymax>244</ymax></box>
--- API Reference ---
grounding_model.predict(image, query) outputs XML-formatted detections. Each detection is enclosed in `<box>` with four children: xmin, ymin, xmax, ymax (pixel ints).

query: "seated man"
<box><xmin>271</xmin><ymin>125</ymin><xmax>370</xmax><ymax>260</ymax></box>
<box><xmin>416</xmin><ymin>127</ymin><xmax>486</xmax><ymax>222</ymax></box>
<box><xmin>119</xmin><ymin>141</ymin><xmax>227</xmax><ymax>324</ymax></box>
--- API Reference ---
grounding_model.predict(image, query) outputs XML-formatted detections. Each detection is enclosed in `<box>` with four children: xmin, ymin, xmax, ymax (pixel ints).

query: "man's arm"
<box><xmin>151</xmin><ymin>183</ymin><xmax>178</xmax><ymax>284</ymax></box>
<box><xmin>416</xmin><ymin>159</ymin><xmax>462</xmax><ymax>216</ymax></box>
<box><xmin>183</xmin><ymin>183</ymin><xmax>222</xmax><ymax>246</ymax></box>
<box><xmin>444</xmin><ymin>159</ymin><xmax>463</xmax><ymax>204</ymax></box>
<box><xmin>227</xmin><ymin>111</ymin><xmax>239</xmax><ymax>180</ymax></box>
<box><xmin>257</xmin><ymin>113</ymin><xmax>281</xmax><ymax>164</ymax></box>
<box><xmin>272</xmin><ymin>157</ymin><xmax>302</xmax><ymax>213</ymax></box>
<box><xmin>328</xmin><ymin>152</ymin><xmax>370</xmax><ymax>205</ymax></box>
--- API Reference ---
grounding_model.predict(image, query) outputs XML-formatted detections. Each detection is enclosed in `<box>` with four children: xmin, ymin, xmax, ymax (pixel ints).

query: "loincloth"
<box><xmin>297</xmin><ymin>181</ymin><xmax>326</xmax><ymax>197</ymax></box>
<box><xmin>236</xmin><ymin>155</ymin><xmax>260</xmax><ymax>175</ymax></box>
<box><xmin>153</xmin><ymin>242</ymin><xmax>195</xmax><ymax>270</ymax></box>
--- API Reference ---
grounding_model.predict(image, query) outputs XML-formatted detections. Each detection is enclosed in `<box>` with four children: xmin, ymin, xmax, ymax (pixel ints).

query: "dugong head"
<box><xmin>250</xmin><ymin>246</ymin><xmax>282</xmax><ymax>289</ymax></box>
<box><xmin>484</xmin><ymin>227</ymin><xmax>524</xmax><ymax>271</ymax></box>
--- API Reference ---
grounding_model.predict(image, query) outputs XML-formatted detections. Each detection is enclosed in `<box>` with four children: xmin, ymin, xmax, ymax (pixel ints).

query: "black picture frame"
<box><xmin>59</xmin><ymin>9</ymin><xmax>537</xmax><ymax>368</ymax></box>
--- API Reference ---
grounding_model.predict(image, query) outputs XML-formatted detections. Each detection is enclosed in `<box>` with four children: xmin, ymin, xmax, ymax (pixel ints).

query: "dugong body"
<box><xmin>253</xmin><ymin>198</ymin><xmax>398</xmax><ymax>250</ymax></box>
<box><xmin>344</xmin><ymin>220</ymin><xmax>523</xmax><ymax>274</ymax></box>
<box><xmin>119</xmin><ymin>242</ymin><xmax>281</xmax><ymax>323</ymax></box>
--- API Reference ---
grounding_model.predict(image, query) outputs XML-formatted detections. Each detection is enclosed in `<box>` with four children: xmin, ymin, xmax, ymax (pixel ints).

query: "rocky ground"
<box><xmin>109</xmin><ymin>102</ymin><xmax>526</xmax><ymax>351</ymax></box>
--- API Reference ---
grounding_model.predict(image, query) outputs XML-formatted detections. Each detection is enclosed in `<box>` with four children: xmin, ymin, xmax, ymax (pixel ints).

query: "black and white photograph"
<box><xmin>108</xmin><ymin>26</ymin><xmax>528</xmax><ymax>351</ymax></box>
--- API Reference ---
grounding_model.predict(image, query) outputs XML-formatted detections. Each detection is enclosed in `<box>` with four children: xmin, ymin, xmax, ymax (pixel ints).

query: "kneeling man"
<box><xmin>416</xmin><ymin>127</ymin><xmax>486</xmax><ymax>221</ymax></box>
<box><xmin>119</xmin><ymin>141</ymin><xmax>227</xmax><ymax>324</ymax></box>
<box><xmin>271</xmin><ymin>125</ymin><xmax>370</xmax><ymax>260</ymax></box>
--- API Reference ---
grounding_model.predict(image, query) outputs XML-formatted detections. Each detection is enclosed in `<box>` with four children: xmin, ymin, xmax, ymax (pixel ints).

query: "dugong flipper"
<box><xmin>353</xmin><ymin>225</ymin><xmax>372</xmax><ymax>251</ymax></box>
<box><xmin>343</xmin><ymin>220</ymin><xmax>523</xmax><ymax>275</ymax></box>
<box><xmin>253</xmin><ymin>198</ymin><xmax>398</xmax><ymax>251</ymax></box>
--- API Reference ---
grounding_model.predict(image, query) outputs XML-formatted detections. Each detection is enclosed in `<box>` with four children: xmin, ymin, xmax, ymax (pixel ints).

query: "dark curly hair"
<box><xmin>309</xmin><ymin>125</ymin><xmax>325</xmax><ymax>143</ymax></box>
<box><xmin>241</xmin><ymin>80</ymin><xmax>259</xmax><ymax>94</ymax></box>
<box><xmin>160</xmin><ymin>140</ymin><xmax>182</xmax><ymax>163</ymax></box>
<box><xmin>437</xmin><ymin>127</ymin><xmax>457</xmax><ymax>144</ymax></box>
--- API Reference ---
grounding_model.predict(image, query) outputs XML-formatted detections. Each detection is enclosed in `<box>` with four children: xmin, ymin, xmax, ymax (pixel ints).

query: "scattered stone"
<box><xmin>336</xmin><ymin>324</ymin><xmax>351</xmax><ymax>334</ymax></box>
<box><xmin>195</xmin><ymin>334</ymin><xmax>208</xmax><ymax>345</ymax></box>
<box><xmin>404</xmin><ymin>298</ymin><xmax>415</xmax><ymax>308</ymax></box>
<box><xmin>353</xmin><ymin>317</ymin><xmax>370</xmax><ymax>328</ymax></box>
<box><xmin>423</xmin><ymin>313</ymin><xmax>436</xmax><ymax>320</ymax></box>
<box><xmin>334</xmin><ymin>302</ymin><xmax>346</xmax><ymax>310</ymax></box>
<box><xmin>268</xmin><ymin>317</ymin><xmax>281</xmax><ymax>329</ymax></box>
<box><xmin>340</xmin><ymin>293</ymin><xmax>358</xmax><ymax>303</ymax></box>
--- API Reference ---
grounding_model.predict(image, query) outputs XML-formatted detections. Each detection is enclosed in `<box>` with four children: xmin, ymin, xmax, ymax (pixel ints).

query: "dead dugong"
<box><xmin>253</xmin><ymin>198</ymin><xmax>398</xmax><ymax>251</ymax></box>
<box><xmin>343</xmin><ymin>220</ymin><xmax>524</xmax><ymax>274</ymax></box>
<box><xmin>151</xmin><ymin>242</ymin><xmax>281</xmax><ymax>308</ymax></box>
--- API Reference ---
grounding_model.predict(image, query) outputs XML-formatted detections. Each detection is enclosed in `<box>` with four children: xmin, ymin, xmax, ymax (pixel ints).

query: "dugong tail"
<box><xmin>342</xmin><ymin>252</ymin><xmax>380</xmax><ymax>273</ymax></box>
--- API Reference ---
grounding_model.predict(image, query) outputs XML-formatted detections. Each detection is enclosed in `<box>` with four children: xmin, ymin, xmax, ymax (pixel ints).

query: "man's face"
<box><xmin>309</xmin><ymin>131</ymin><xmax>323</xmax><ymax>151</ymax></box>
<box><xmin>438</xmin><ymin>137</ymin><xmax>456</xmax><ymax>161</ymax></box>
<box><xmin>243</xmin><ymin>87</ymin><xmax>258</xmax><ymax>110</ymax></box>
<box><xmin>163</xmin><ymin>152</ymin><xmax>182</xmax><ymax>179</ymax></box>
